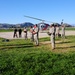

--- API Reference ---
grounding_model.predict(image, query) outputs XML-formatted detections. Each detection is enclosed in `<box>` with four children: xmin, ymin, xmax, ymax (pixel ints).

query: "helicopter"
<box><xmin>24</xmin><ymin>15</ymin><xmax>63</xmax><ymax>33</ymax></box>
<box><xmin>24</xmin><ymin>15</ymin><xmax>55</xmax><ymax>31</ymax></box>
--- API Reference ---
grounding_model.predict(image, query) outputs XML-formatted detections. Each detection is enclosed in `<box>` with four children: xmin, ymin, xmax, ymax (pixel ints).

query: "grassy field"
<box><xmin>0</xmin><ymin>36</ymin><xmax>75</xmax><ymax>75</ymax></box>
<box><xmin>65</xmin><ymin>27</ymin><xmax>75</xmax><ymax>31</ymax></box>
<box><xmin>0</xmin><ymin>29</ymin><xmax>13</xmax><ymax>32</ymax></box>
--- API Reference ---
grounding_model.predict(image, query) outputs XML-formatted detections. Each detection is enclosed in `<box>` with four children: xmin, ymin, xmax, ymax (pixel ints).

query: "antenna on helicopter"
<box><xmin>61</xmin><ymin>19</ymin><xmax>64</xmax><ymax>25</ymax></box>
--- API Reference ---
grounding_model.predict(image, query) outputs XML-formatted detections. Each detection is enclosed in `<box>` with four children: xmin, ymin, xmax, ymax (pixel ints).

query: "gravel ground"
<box><xmin>0</xmin><ymin>31</ymin><xmax>75</xmax><ymax>39</ymax></box>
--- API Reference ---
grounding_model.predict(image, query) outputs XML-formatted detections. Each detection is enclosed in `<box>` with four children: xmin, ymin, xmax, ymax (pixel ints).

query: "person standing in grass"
<box><xmin>32</xmin><ymin>24</ymin><xmax>39</xmax><ymax>46</ymax></box>
<box><xmin>23</xmin><ymin>27</ymin><xmax>28</xmax><ymax>39</ymax></box>
<box><xmin>13</xmin><ymin>27</ymin><xmax>18</xmax><ymax>38</ymax></box>
<box><xmin>55</xmin><ymin>25</ymin><xmax>60</xmax><ymax>38</ymax></box>
<box><xmin>49</xmin><ymin>24</ymin><xmax>55</xmax><ymax>50</ymax></box>
<box><xmin>61</xmin><ymin>19</ymin><xmax>65</xmax><ymax>40</ymax></box>
<box><xmin>18</xmin><ymin>27</ymin><xmax>22</xmax><ymax>38</ymax></box>
<box><xmin>30</xmin><ymin>26</ymin><xmax>34</xmax><ymax>41</ymax></box>
<box><xmin>61</xmin><ymin>25</ymin><xmax>65</xmax><ymax>39</ymax></box>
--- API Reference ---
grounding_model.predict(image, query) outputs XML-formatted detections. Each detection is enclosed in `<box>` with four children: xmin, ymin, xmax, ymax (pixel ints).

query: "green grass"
<box><xmin>0</xmin><ymin>36</ymin><xmax>75</xmax><ymax>75</ymax></box>
<box><xmin>65</xmin><ymin>27</ymin><xmax>75</xmax><ymax>31</ymax></box>
<box><xmin>0</xmin><ymin>29</ymin><xmax>13</xmax><ymax>32</ymax></box>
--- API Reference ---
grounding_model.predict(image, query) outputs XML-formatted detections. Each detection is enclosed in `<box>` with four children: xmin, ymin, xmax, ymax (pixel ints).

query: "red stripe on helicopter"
<box><xmin>42</xmin><ymin>24</ymin><xmax>48</xmax><ymax>30</ymax></box>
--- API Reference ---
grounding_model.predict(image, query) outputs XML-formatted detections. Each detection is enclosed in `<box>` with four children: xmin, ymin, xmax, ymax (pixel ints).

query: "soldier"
<box><xmin>32</xmin><ymin>24</ymin><xmax>39</xmax><ymax>46</ymax></box>
<box><xmin>13</xmin><ymin>27</ymin><xmax>18</xmax><ymax>38</ymax></box>
<box><xmin>61</xmin><ymin>25</ymin><xmax>65</xmax><ymax>39</ymax></box>
<box><xmin>49</xmin><ymin>24</ymin><xmax>55</xmax><ymax>50</ymax></box>
<box><xmin>55</xmin><ymin>25</ymin><xmax>60</xmax><ymax>38</ymax></box>
<box><xmin>18</xmin><ymin>27</ymin><xmax>22</xmax><ymax>38</ymax></box>
<box><xmin>23</xmin><ymin>27</ymin><xmax>28</xmax><ymax>39</ymax></box>
<box><xmin>30</xmin><ymin>26</ymin><xmax>34</xmax><ymax>41</ymax></box>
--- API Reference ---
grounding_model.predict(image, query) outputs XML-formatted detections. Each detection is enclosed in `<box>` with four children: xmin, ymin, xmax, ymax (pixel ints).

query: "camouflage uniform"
<box><xmin>61</xmin><ymin>25</ymin><xmax>65</xmax><ymax>39</ymax></box>
<box><xmin>33</xmin><ymin>25</ymin><xmax>39</xmax><ymax>46</ymax></box>
<box><xmin>30</xmin><ymin>26</ymin><xmax>34</xmax><ymax>41</ymax></box>
<box><xmin>24</xmin><ymin>27</ymin><xmax>27</xmax><ymax>39</ymax></box>
<box><xmin>55</xmin><ymin>25</ymin><xmax>60</xmax><ymax>38</ymax></box>
<box><xmin>49</xmin><ymin>24</ymin><xmax>55</xmax><ymax>49</ymax></box>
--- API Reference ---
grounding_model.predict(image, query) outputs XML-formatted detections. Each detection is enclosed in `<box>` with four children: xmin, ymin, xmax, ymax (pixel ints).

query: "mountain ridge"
<box><xmin>0</xmin><ymin>22</ymin><xmax>74</xmax><ymax>28</ymax></box>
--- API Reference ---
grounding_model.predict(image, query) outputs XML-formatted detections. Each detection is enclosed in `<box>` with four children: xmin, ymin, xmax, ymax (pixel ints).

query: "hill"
<box><xmin>0</xmin><ymin>22</ymin><xmax>34</xmax><ymax>28</ymax></box>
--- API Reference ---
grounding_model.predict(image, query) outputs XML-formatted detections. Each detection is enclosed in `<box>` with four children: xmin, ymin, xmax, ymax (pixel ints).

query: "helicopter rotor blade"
<box><xmin>24</xmin><ymin>15</ymin><xmax>57</xmax><ymax>24</ymax></box>
<box><xmin>24</xmin><ymin>15</ymin><xmax>45</xmax><ymax>22</ymax></box>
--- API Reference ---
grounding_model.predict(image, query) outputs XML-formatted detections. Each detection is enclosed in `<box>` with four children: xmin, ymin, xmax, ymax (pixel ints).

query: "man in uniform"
<box><xmin>23</xmin><ymin>27</ymin><xmax>28</xmax><ymax>39</ymax></box>
<box><xmin>32</xmin><ymin>24</ymin><xmax>39</xmax><ymax>46</ymax></box>
<box><xmin>49</xmin><ymin>24</ymin><xmax>55</xmax><ymax>50</ymax></box>
<box><xmin>61</xmin><ymin>19</ymin><xmax>65</xmax><ymax>40</ymax></box>
<box><xmin>13</xmin><ymin>27</ymin><xmax>18</xmax><ymax>38</ymax></box>
<box><xmin>30</xmin><ymin>26</ymin><xmax>34</xmax><ymax>41</ymax></box>
<box><xmin>61</xmin><ymin>25</ymin><xmax>65</xmax><ymax>40</ymax></box>
<box><xmin>18</xmin><ymin>27</ymin><xmax>22</xmax><ymax>38</ymax></box>
<box><xmin>55</xmin><ymin>25</ymin><xmax>60</xmax><ymax>38</ymax></box>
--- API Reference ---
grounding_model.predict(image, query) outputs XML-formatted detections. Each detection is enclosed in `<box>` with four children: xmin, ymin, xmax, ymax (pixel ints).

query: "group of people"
<box><xmin>13</xmin><ymin>27</ymin><xmax>22</xmax><ymax>38</ymax></box>
<box><xmin>13</xmin><ymin>23</ymin><xmax>65</xmax><ymax>49</ymax></box>
<box><xmin>13</xmin><ymin>27</ymin><xmax>28</xmax><ymax>39</ymax></box>
<box><xmin>55</xmin><ymin>24</ymin><xmax>65</xmax><ymax>39</ymax></box>
<box><xmin>13</xmin><ymin>24</ymin><xmax>39</xmax><ymax>46</ymax></box>
<box><xmin>49</xmin><ymin>23</ymin><xmax>65</xmax><ymax>50</ymax></box>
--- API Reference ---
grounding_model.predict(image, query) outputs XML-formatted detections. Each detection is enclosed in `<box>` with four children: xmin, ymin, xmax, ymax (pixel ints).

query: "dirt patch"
<box><xmin>0</xmin><ymin>31</ymin><xmax>75</xmax><ymax>39</ymax></box>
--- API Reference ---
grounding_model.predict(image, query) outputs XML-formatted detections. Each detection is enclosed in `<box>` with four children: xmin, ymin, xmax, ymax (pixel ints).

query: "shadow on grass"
<box><xmin>0</xmin><ymin>43</ymin><xmax>32</xmax><ymax>46</ymax></box>
<box><xmin>56</xmin><ymin>41</ymin><xmax>72</xmax><ymax>44</ymax></box>
<box><xmin>56</xmin><ymin>46</ymin><xmax>75</xmax><ymax>49</ymax></box>
<box><xmin>0</xmin><ymin>44</ymin><xmax>34</xmax><ymax>50</ymax></box>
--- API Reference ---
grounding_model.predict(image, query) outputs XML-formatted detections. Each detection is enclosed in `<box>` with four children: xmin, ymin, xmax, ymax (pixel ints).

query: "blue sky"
<box><xmin>0</xmin><ymin>0</ymin><xmax>75</xmax><ymax>25</ymax></box>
